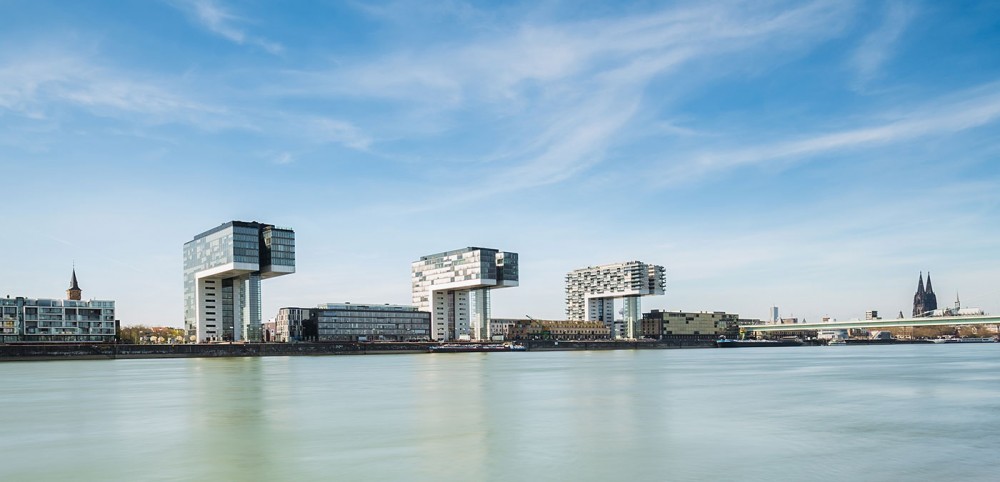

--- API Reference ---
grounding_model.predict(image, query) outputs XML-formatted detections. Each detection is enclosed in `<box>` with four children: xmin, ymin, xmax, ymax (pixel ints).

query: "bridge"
<box><xmin>740</xmin><ymin>315</ymin><xmax>1000</xmax><ymax>333</ymax></box>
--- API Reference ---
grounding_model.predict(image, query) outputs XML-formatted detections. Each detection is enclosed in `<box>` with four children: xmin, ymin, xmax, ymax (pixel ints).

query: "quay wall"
<box><xmin>0</xmin><ymin>342</ymin><xmax>432</xmax><ymax>361</ymax></box>
<box><xmin>0</xmin><ymin>339</ymin><xmax>717</xmax><ymax>361</ymax></box>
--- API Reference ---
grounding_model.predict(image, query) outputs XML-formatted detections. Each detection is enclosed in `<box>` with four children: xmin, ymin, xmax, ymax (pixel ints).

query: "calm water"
<box><xmin>2</xmin><ymin>345</ymin><xmax>999</xmax><ymax>481</ymax></box>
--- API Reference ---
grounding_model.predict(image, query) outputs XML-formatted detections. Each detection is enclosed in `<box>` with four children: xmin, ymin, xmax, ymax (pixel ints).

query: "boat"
<box><xmin>940</xmin><ymin>337</ymin><xmax>997</xmax><ymax>344</ymax></box>
<box><xmin>827</xmin><ymin>339</ymin><xmax>847</xmax><ymax>346</ymax></box>
<box><xmin>715</xmin><ymin>337</ymin><xmax>804</xmax><ymax>348</ymax></box>
<box><xmin>428</xmin><ymin>343</ymin><xmax>526</xmax><ymax>353</ymax></box>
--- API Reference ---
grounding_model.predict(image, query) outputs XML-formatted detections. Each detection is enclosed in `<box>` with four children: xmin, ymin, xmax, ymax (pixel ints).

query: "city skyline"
<box><xmin>2</xmin><ymin>1</ymin><xmax>1000</xmax><ymax>326</ymax></box>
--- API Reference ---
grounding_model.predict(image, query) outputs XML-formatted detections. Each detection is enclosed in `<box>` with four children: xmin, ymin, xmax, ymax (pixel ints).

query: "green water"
<box><xmin>2</xmin><ymin>345</ymin><xmax>999</xmax><ymax>481</ymax></box>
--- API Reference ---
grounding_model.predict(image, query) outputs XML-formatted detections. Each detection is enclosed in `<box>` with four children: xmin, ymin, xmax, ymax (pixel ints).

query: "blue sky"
<box><xmin>2</xmin><ymin>0</ymin><xmax>999</xmax><ymax>326</ymax></box>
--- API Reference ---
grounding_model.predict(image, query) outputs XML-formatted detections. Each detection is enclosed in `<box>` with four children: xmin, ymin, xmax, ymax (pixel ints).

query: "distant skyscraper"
<box><xmin>912</xmin><ymin>271</ymin><xmax>938</xmax><ymax>317</ymax></box>
<box><xmin>565</xmin><ymin>261</ymin><xmax>665</xmax><ymax>339</ymax></box>
<box><xmin>770</xmin><ymin>306</ymin><xmax>779</xmax><ymax>323</ymax></box>
<box><xmin>183</xmin><ymin>221</ymin><xmax>295</xmax><ymax>343</ymax></box>
<box><xmin>411</xmin><ymin>247</ymin><xmax>518</xmax><ymax>341</ymax></box>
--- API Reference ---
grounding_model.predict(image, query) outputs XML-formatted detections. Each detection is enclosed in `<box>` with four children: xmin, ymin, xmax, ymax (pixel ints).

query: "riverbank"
<box><xmin>0</xmin><ymin>339</ymin><xmax>719</xmax><ymax>361</ymax></box>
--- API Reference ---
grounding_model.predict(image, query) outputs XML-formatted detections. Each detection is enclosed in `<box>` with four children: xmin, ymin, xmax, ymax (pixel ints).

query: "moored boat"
<box><xmin>428</xmin><ymin>343</ymin><xmax>526</xmax><ymax>353</ymax></box>
<box><xmin>715</xmin><ymin>337</ymin><xmax>804</xmax><ymax>348</ymax></box>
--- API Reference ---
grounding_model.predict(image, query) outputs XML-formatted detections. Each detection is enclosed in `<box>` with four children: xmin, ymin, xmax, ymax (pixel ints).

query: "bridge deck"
<box><xmin>740</xmin><ymin>315</ymin><xmax>1000</xmax><ymax>332</ymax></box>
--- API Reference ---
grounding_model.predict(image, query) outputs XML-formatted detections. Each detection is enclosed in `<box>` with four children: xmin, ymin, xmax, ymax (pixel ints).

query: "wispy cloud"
<box><xmin>305</xmin><ymin>117</ymin><xmax>373</xmax><ymax>151</ymax></box>
<box><xmin>272</xmin><ymin>151</ymin><xmax>294</xmax><ymax>165</ymax></box>
<box><xmin>656</xmin><ymin>80</ymin><xmax>1000</xmax><ymax>184</ymax></box>
<box><xmin>0</xmin><ymin>53</ymin><xmax>238</xmax><ymax>129</ymax></box>
<box><xmin>169</xmin><ymin>0</ymin><xmax>284</xmax><ymax>54</ymax></box>
<box><xmin>850</xmin><ymin>1</ymin><xmax>915</xmax><ymax>88</ymax></box>
<box><xmin>279</xmin><ymin>1</ymin><xmax>855</xmax><ymax>209</ymax></box>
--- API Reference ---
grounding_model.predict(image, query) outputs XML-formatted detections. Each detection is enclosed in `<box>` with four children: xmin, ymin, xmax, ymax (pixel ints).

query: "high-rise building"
<box><xmin>565</xmin><ymin>261</ymin><xmax>665</xmax><ymax>339</ymax></box>
<box><xmin>183</xmin><ymin>221</ymin><xmax>295</xmax><ymax>343</ymax></box>
<box><xmin>411</xmin><ymin>247</ymin><xmax>518</xmax><ymax>341</ymax></box>
<box><xmin>912</xmin><ymin>271</ymin><xmax>938</xmax><ymax>317</ymax></box>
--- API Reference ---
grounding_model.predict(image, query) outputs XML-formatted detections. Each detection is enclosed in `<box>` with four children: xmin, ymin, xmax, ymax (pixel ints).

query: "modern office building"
<box><xmin>565</xmin><ymin>261</ymin><xmax>665</xmax><ymax>339</ymax></box>
<box><xmin>274</xmin><ymin>307</ymin><xmax>311</xmax><ymax>342</ymax></box>
<box><xmin>412</xmin><ymin>247</ymin><xmax>518</xmax><ymax>341</ymax></box>
<box><xmin>183</xmin><ymin>221</ymin><xmax>295</xmax><ymax>343</ymax></box>
<box><xmin>641</xmin><ymin>310</ymin><xmax>738</xmax><ymax>338</ymax></box>
<box><xmin>274</xmin><ymin>303</ymin><xmax>431</xmax><ymax>342</ymax></box>
<box><xmin>0</xmin><ymin>269</ymin><xmax>116</xmax><ymax>343</ymax></box>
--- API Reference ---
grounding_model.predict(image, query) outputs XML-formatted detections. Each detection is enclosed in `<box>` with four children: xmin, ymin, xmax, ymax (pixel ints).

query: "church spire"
<box><xmin>67</xmin><ymin>266</ymin><xmax>82</xmax><ymax>301</ymax></box>
<box><xmin>912</xmin><ymin>272</ymin><xmax>926</xmax><ymax>317</ymax></box>
<box><xmin>924</xmin><ymin>271</ymin><xmax>938</xmax><ymax>311</ymax></box>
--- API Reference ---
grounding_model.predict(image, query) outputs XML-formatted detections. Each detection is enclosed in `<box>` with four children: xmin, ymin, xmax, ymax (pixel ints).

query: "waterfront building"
<box><xmin>641</xmin><ymin>310</ymin><xmax>738</xmax><ymax>337</ymax></box>
<box><xmin>497</xmin><ymin>318</ymin><xmax>611</xmax><ymax>341</ymax></box>
<box><xmin>411</xmin><ymin>247</ymin><xmax>519</xmax><ymax>341</ymax></box>
<box><xmin>262</xmin><ymin>320</ymin><xmax>277</xmax><ymax>342</ymax></box>
<box><xmin>275</xmin><ymin>307</ymin><xmax>311</xmax><ymax>342</ymax></box>
<box><xmin>183</xmin><ymin>221</ymin><xmax>295</xmax><ymax>343</ymax></box>
<box><xmin>865</xmin><ymin>310</ymin><xmax>880</xmax><ymax>320</ymax></box>
<box><xmin>0</xmin><ymin>269</ymin><xmax>116</xmax><ymax>343</ymax></box>
<box><xmin>275</xmin><ymin>303</ymin><xmax>431</xmax><ymax>342</ymax></box>
<box><xmin>565</xmin><ymin>261</ymin><xmax>665</xmax><ymax>339</ymax></box>
<box><xmin>489</xmin><ymin>318</ymin><xmax>517</xmax><ymax>341</ymax></box>
<box><xmin>912</xmin><ymin>272</ymin><xmax>938</xmax><ymax>317</ymax></box>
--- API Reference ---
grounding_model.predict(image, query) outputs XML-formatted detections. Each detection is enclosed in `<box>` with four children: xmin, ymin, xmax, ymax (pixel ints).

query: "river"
<box><xmin>2</xmin><ymin>344</ymin><xmax>998</xmax><ymax>481</ymax></box>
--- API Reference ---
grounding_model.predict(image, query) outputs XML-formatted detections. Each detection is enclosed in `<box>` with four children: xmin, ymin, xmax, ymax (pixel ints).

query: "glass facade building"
<box><xmin>411</xmin><ymin>247</ymin><xmax>519</xmax><ymax>341</ymax></box>
<box><xmin>0</xmin><ymin>297</ymin><xmax>116</xmax><ymax>343</ymax></box>
<box><xmin>183</xmin><ymin>221</ymin><xmax>295</xmax><ymax>343</ymax></box>
<box><xmin>274</xmin><ymin>303</ymin><xmax>431</xmax><ymax>342</ymax></box>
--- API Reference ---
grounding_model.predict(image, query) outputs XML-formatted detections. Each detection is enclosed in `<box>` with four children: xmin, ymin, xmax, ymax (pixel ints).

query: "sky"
<box><xmin>2</xmin><ymin>0</ymin><xmax>999</xmax><ymax>327</ymax></box>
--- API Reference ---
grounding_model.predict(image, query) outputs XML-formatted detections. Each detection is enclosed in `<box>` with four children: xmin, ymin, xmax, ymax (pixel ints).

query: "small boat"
<box><xmin>827</xmin><ymin>339</ymin><xmax>847</xmax><ymax>346</ymax></box>
<box><xmin>715</xmin><ymin>337</ymin><xmax>804</xmax><ymax>348</ymax></box>
<box><xmin>428</xmin><ymin>343</ymin><xmax>526</xmax><ymax>353</ymax></box>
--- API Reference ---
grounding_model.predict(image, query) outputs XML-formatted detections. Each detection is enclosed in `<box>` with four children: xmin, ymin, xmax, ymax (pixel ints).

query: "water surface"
<box><xmin>2</xmin><ymin>345</ymin><xmax>998</xmax><ymax>481</ymax></box>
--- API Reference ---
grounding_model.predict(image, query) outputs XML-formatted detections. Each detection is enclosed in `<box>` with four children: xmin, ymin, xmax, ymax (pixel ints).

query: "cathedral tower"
<box><xmin>924</xmin><ymin>272</ymin><xmax>938</xmax><ymax>312</ymax></box>
<box><xmin>912</xmin><ymin>271</ymin><xmax>939</xmax><ymax>317</ymax></box>
<box><xmin>912</xmin><ymin>272</ymin><xmax>925</xmax><ymax>317</ymax></box>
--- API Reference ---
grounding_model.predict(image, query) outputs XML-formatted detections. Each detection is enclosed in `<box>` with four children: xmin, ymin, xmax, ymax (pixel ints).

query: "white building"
<box><xmin>0</xmin><ymin>297</ymin><xmax>116</xmax><ymax>343</ymax></box>
<box><xmin>183</xmin><ymin>221</ymin><xmax>295</xmax><ymax>343</ymax></box>
<box><xmin>0</xmin><ymin>269</ymin><xmax>116</xmax><ymax>343</ymax></box>
<box><xmin>565</xmin><ymin>261</ymin><xmax>665</xmax><ymax>339</ymax></box>
<box><xmin>411</xmin><ymin>247</ymin><xmax>518</xmax><ymax>341</ymax></box>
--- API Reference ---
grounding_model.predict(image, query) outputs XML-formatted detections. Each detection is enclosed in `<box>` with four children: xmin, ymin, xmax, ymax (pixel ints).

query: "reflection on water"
<box><xmin>2</xmin><ymin>345</ymin><xmax>999</xmax><ymax>481</ymax></box>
